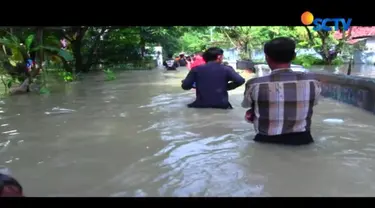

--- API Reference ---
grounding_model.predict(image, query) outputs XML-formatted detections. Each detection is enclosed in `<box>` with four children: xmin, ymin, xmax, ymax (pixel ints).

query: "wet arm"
<box><xmin>227</xmin><ymin>68</ymin><xmax>245</xmax><ymax>90</ymax></box>
<box><xmin>181</xmin><ymin>69</ymin><xmax>196</xmax><ymax>90</ymax></box>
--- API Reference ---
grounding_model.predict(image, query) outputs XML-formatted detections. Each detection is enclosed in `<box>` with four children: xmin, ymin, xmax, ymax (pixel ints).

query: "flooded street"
<box><xmin>1</xmin><ymin>68</ymin><xmax>375</xmax><ymax>197</ymax></box>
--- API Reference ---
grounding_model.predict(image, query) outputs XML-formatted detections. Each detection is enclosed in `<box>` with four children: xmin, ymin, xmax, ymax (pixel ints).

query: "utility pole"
<box><xmin>210</xmin><ymin>27</ymin><xmax>215</xmax><ymax>42</ymax></box>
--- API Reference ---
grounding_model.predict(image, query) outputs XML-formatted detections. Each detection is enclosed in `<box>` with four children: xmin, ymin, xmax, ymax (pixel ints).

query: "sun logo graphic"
<box><xmin>301</xmin><ymin>11</ymin><xmax>314</xmax><ymax>26</ymax></box>
<box><xmin>301</xmin><ymin>11</ymin><xmax>352</xmax><ymax>32</ymax></box>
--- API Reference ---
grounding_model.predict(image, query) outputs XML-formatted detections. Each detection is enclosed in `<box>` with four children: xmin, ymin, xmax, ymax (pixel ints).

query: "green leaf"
<box><xmin>6</xmin><ymin>79</ymin><xmax>12</xmax><ymax>88</ymax></box>
<box><xmin>25</xmin><ymin>34</ymin><xmax>35</xmax><ymax>51</ymax></box>
<box><xmin>10</xmin><ymin>47</ymin><xmax>24</xmax><ymax>62</ymax></box>
<box><xmin>57</xmin><ymin>49</ymin><xmax>74</xmax><ymax>61</ymax></box>
<box><xmin>9</xmin><ymin>59</ymin><xmax>17</xmax><ymax>66</ymax></box>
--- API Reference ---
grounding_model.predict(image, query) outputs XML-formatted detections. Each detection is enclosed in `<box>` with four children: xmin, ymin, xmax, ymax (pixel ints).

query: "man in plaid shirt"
<box><xmin>241</xmin><ymin>37</ymin><xmax>321</xmax><ymax>145</ymax></box>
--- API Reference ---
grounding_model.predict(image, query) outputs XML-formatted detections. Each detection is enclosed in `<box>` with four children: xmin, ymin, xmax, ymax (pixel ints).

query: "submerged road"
<box><xmin>1</xmin><ymin>68</ymin><xmax>375</xmax><ymax>196</ymax></box>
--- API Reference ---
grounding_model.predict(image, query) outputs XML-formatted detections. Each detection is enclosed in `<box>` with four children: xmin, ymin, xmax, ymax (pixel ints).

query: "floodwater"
<box><xmin>1</xmin><ymin>68</ymin><xmax>375</xmax><ymax>197</ymax></box>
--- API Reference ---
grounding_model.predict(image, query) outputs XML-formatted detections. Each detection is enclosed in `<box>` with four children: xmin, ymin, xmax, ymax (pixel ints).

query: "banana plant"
<box><xmin>0</xmin><ymin>32</ymin><xmax>74</xmax><ymax>68</ymax></box>
<box><xmin>0</xmin><ymin>32</ymin><xmax>74</xmax><ymax>94</ymax></box>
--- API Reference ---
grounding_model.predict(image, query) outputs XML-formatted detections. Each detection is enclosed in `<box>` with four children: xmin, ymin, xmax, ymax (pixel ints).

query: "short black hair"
<box><xmin>179</xmin><ymin>54</ymin><xmax>185</xmax><ymax>58</ymax></box>
<box><xmin>167</xmin><ymin>54</ymin><xmax>173</xmax><ymax>59</ymax></box>
<box><xmin>202</xmin><ymin>47</ymin><xmax>224</xmax><ymax>62</ymax></box>
<box><xmin>264</xmin><ymin>37</ymin><xmax>296</xmax><ymax>63</ymax></box>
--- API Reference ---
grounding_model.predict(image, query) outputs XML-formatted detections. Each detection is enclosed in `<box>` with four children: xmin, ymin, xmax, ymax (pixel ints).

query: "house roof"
<box><xmin>334</xmin><ymin>26</ymin><xmax>375</xmax><ymax>44</ymax></box>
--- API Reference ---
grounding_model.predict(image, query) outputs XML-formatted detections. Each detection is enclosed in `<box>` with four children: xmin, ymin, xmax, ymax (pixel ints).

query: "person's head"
<box><xmin>179</xmin><ymin>54</ymin><xmax>185</xmax><ymax>59</ymax></box>
<box><xmin>186</xmin><ymin>56</ymin><xmax>191</xmax><ymax>62</ymax></box>
<box><xmin>167</xmin><ymin>54</ymin><xmax>173</xmax><ymax>59</ymax></box>
<box><xmin>202</xmin><ymin>47</ymin><xmax>224</xmax><ymax>63</ymax></box>
<box><xmin>0</xmin><ymin>173</ymin><xmax>23</xmax><ymax>197</ymax></box>
<box><xmin>264</xmin><ymin>37</ymin><xmax>296</xmax><ymax>70</ymax></box>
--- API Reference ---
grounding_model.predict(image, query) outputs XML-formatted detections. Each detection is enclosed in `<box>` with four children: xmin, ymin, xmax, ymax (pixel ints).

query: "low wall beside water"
<box><xmin>314</xmin><ymin>72</ymin><xmax>375</xmax><ymax>113</ymax></box>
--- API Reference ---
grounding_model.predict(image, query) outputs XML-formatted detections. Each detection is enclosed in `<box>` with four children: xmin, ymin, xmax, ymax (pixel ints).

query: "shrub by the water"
<box><xmin>103</xmin><ymin>69</ymin><xmax>116</xmax><ymax>81</ymax></box>
<box><xmin>292</xmin><ymin>54</ymin><xmax>344</xmax><ymax>68</ymax></box>
<box><xmin>292</xmin><ymin>54</ymin><xmax>325</xmax><ymax>68</ymax></box>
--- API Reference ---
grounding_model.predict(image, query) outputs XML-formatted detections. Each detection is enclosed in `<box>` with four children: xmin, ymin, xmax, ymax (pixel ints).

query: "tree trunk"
<box><xmin>139</xmin><ymin>27</ymin><xmax>147</xmax><ymax>58</ymax></box>
<box><xmin>72</xmin><ymin>40</ymin><xmax>83</xmax><ymax>72</ymax></box>
<box><xmin>304</xmin><ymin>26</ymin><xmax>351</xmax><ymax>65</ymax></box>
<box><xmin>64</xmin><ymin>27</ymin><xmax>88</xmax><ymax>73</ymax></box>
<box><xmin>85</xmin><ymin>27</ymin><xmax>107</xmax><ymax>71</ymax></box>
<box><xmin>61</xmin><ymin>57</ymin><xmax>72</xmax><ymax>73</ymax></box>
<box><xmin>140</xmin><ymin>38</ymin><xmax>146</xmax><ymax>58</ymax></box>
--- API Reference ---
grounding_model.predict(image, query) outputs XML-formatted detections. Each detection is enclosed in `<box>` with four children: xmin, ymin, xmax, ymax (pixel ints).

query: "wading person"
<box><xmin>190</xmin><ymin>52</ymin><xmax>205</xmax><ymax>69</ymax></box>
<box><xmin>241</xmin><ymin>37</ymin><xmax>321</xmax><ymax>145</ymax></box>
<box><xmin>163</xmin><ymin>54</ymin><xmax>179</xmax><ymax>70</ymax></box>
<box><xmin>178</xmin><ymin>53</ymin><xmax>187</xmax><ymax>67</ymax></box>
<box><xmin>182</xmin><ymin>47</ymin><xmax>245</xmax><ymax>109</ymax></box>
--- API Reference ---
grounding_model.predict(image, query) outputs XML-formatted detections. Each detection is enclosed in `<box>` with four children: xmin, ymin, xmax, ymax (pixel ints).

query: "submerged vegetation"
<box><xmin>0</xmin><ymin>26</ymin><xmax>354</xmax><ymax>96</ymax></box>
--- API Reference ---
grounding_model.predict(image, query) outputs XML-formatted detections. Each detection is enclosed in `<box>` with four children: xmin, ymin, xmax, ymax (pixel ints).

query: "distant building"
<box><xmin>334</xmin><ymin>27</ymin><xmax>375</xmax><ymax>64</ymax></box>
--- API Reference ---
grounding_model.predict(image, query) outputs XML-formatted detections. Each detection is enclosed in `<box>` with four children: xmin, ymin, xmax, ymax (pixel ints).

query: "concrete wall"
<box><xmin>314</xmin><ymin>72</ymin><xmax>375</xmax><ymax>113</ymax></box>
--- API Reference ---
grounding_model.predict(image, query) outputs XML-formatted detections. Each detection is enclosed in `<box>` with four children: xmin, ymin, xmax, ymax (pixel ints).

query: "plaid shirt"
<box><xmin>241</xmin><ymin>68</ymin><xmax>321</xmax><ymax>136</ymax></box>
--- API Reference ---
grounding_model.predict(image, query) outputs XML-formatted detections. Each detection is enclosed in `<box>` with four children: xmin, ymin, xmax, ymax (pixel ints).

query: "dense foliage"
<box><xmin>0</xmin><ymin>26</ymin><xmax>355</xmax><ymax>95</ymax></box>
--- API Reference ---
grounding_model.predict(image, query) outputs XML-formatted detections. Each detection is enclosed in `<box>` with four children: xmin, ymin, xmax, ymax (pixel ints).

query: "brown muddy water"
<box><xmin>1</xmin><ymin>68</ymin><xmax>375</xmax><ymax>197</ymax></box>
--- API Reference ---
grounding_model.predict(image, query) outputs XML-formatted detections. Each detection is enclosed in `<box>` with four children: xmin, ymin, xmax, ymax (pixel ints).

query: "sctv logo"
<box><xmin>301</xmin><ymin>11</ymin><xmax>352</xmax><ymax>32</ymax></box>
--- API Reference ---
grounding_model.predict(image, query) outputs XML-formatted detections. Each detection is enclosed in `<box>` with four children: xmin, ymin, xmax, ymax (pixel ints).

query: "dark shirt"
<box><xmin>179</xmin><ymin>58</ymin><xmax>187</xmax><ymax>67</ymax></box>
<box><xmin>181</xmin><ymin>62</ymin><xmax>245</xmax><ymax>109</ymax></box>
<box><xmin>163</xmin><ymin>59</ymin><xmax>179</xmax><ymax>70</ymax></box>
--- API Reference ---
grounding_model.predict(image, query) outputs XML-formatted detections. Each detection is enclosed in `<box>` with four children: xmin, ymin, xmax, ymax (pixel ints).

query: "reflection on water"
<box><xmin>1</xmin><ymin>68</ymin><xmax>375</xmax><ymax>197</ymax></box>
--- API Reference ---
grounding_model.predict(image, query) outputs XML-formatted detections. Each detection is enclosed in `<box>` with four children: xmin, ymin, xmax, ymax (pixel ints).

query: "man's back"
<box><xmin>243</xmin><ymin>69</ymin><xmax>321</xmax><ymax>135</ymax></box>
<box><xmin>182</xmin><ymin>62</ymin><xmax>245</xmax><ymax>109</ymax></box>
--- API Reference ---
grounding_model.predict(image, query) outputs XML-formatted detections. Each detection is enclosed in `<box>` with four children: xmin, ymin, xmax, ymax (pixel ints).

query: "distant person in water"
<box><xmin>178</xmin><ymin>54</ymin><xmax>187</xmax><ymax>67</ymax></box>
<box><xmin>175</xmin><ymin>56</ymin><xmax>180</xmax><ymax>65</ymax></box>
<box><xmin>163</xmin><ymin>54</ymin><xmax>179</xmax><ymax>70</ymax></box>
<box><xmin>181</xmin><ymin>47</ymin><xmax>245</xmax><ymax>109</ymax></box>
<box><xmin>186</xmin><ymin>56</ymin><xmax>192</xmax><ymax>69</ymax></box>
<box><xmin>223</xmin><ymin>61</ymin><xmax>235</xmax><ymax>70</ymax></box>
<box><xmin>190</xmin><ymin>52</ymin><xmax>205</xmax><ymax>69</ymax></box>
<box><xmin>241</xmin><ymin>37</ymin><xmax>321</xmax><ymax>145</ymax></box>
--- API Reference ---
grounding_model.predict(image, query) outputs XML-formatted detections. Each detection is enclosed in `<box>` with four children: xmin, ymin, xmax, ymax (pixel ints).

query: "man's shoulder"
<box><xmin>246</xmin><ymin>76</ymin><xmax>268</xmax><ymax>86</ymax></box>
<box><xmin>292</xmin><ymin>71</ymin><xmax>319</xmax><ymax>80</ymax></box>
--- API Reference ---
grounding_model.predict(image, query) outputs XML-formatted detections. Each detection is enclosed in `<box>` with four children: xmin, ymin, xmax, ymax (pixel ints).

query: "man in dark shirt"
<box><xmin>163</xmin><ymin>54</ymin><xmax>179</xmax><ymax>70</ymax></box>
<box><xmin>178</xmin><ymin>54</ymin><xmax>187</xmax><ymax>67</ymax></box>
<box><xmin>181</xmin><ymin>47</ymin><xmax>245</xmax><ymax>109</ymax></box>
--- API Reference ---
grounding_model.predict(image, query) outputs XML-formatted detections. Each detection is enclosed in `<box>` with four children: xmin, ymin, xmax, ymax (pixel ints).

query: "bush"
<box><xmin>331</xmin><ymin>57</ymin><xmax>344</xmax><ymax>65</ymax></box>
<box><xmin>252</xmin><ymin>58</ymin><xmax>266</xmax><ymax>63</ymax></box>
<box><xmin>292</xmin><ymin>54</ymin><xmax>324</xmax><ymax>68</ymax></box>
<box><xmin>292</xmin><ymin>54</ymin><xmax>344</xmax><ymax>68</ymax></box>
